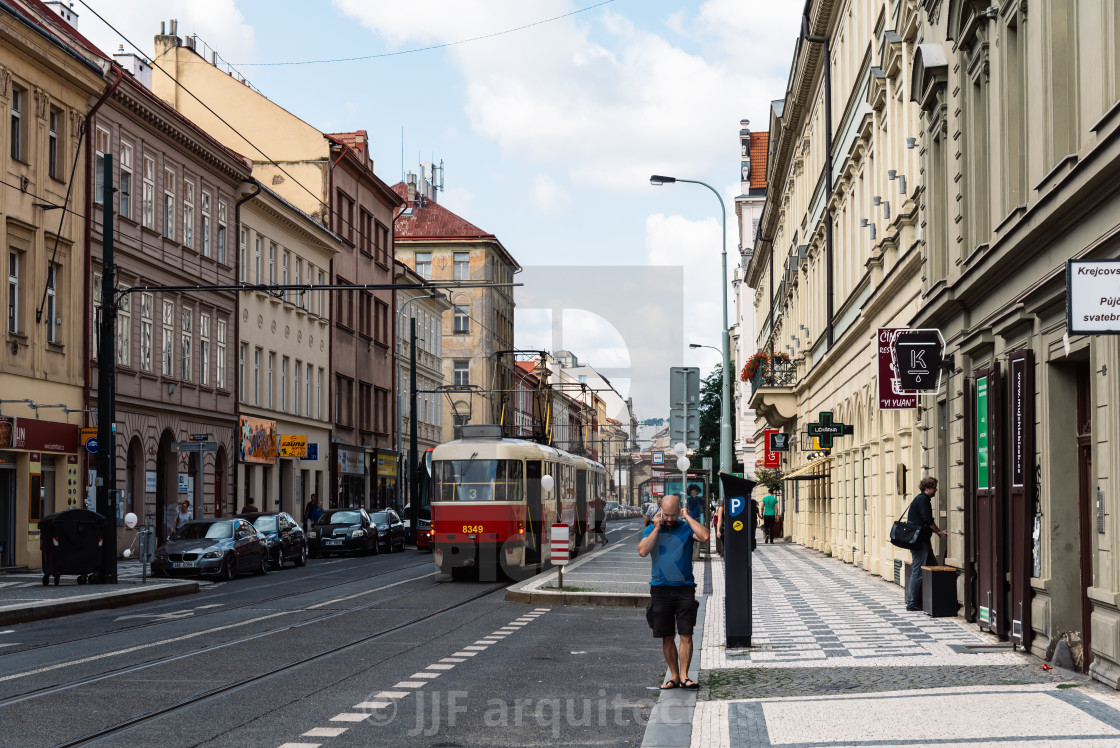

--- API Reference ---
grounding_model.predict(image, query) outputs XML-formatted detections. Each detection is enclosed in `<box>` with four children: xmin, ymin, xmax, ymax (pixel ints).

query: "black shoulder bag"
<box><xmin>889</xmin><ymin>500</ymin><xmax>923</xmax><ymax>550</ymax></box>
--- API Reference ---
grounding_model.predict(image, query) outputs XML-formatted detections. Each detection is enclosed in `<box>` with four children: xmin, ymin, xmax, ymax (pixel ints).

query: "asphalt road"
<box><xmin>0</xmin><ymin>519</ymin><xmax>662</xmax><ymax>747</ymax></box>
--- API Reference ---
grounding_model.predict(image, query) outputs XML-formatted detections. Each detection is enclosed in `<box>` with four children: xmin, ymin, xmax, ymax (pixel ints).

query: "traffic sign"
<box><xmin>893</xmin><ymin>329</ymin><xmax>945</xmax><ymax>392</ymax></box>
<box><xmin>172</xmin><ymin>441</ymin><xmax>218</xmax><ymax>453</ymax></box>
<box><xmin>80</xmin><ymin>427</ymin><xmax>98</xmax><ymax>446</ymax></box>
<box><xmin>651</xmin><ymin>451</ymin><xmax>665</xmax><ymax>467</ymax></box>
<box><xmin>85</xmin><ymin>437</ymin><xmax>98</xmax><ymax>454</ymax></box>
<box><xmin>550</xmin><ymin>524</ymin><xmax>570</xmax><ymax>566</ymax></box>
<box><xmin>189</xmin><ymin>433</ymin><xmax>211</xmax><ymax>442</ymax></box>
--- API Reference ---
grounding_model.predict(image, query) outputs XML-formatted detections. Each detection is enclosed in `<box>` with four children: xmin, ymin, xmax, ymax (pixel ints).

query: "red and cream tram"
<box><xmin>430</xmin><ymin>428</ymin><xmax>609</xmax><ymax>579</ymax></box>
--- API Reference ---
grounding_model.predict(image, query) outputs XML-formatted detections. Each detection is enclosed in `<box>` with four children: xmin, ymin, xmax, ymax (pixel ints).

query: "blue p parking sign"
<box><xmin>729</xmin><ymin>496</ymin><xmax>744</xmax><ymax>518</ymax></box>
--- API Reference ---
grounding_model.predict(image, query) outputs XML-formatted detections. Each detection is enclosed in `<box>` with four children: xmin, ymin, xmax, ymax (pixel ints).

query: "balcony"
<box><xmin>747</xmin><ymin>360</ymin><xmax>798</xmax><ymax>428</ymax></box>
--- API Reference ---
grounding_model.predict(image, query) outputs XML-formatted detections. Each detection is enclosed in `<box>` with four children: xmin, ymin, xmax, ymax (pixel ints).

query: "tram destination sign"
<box><xmin>1067</xmin><ymin>259</ymin><xmax>1120</xmax><ymax>334</ymax></box>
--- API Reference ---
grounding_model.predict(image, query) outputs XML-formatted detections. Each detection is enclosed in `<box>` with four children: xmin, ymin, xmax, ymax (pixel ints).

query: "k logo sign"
<box><xmin>729</xmin><ymin>496</ymin><xmax>745</xmax><ymax>518</ymax></box>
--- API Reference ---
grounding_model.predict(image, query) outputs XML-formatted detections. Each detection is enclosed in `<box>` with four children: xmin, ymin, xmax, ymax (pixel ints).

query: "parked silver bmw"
<box><xmin>152</xmin><ymin>518</ymin><xmax>269</xmax><ymax>580</ymax></box>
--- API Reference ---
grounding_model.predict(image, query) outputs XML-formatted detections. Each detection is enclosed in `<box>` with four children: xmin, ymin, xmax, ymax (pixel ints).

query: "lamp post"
<box><xmin>652</xmin><ymin>175</ymin><xmax>731</xmax><ymax>506</ymax></box>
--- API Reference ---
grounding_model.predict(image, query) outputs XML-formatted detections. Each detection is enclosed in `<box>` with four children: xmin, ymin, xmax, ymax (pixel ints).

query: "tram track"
<box><xmin>47</xmin><ymin>580</ymin><xmax>508</xmax><ymax>748</ymax></box>
<box><xmin>0</xmin><ymin>556</ymin><xmax>436</xmax><ymax>658</ymax></box>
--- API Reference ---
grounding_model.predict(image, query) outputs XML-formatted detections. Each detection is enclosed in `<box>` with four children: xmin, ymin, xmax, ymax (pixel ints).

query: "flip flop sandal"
<box><xmin>659</xmin><ymin>679</ymin><xmax>681</xmax><ymax>690</ymax></box>
<box><xmin>681</xmin><ymin>679</ymin><xmax>700</xmax><ymax>689</ymax></box>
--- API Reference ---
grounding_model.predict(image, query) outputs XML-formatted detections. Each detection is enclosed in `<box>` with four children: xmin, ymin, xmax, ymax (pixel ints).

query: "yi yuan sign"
<box><xmin>877</xmin><ymin>328</ymin><xmax>917</xmax><ymax>409</ymax></box>
<box><xmin>1067</xmin><ymin>260</ymin><xmax>1120</xmax><ymax>334</ymax></box>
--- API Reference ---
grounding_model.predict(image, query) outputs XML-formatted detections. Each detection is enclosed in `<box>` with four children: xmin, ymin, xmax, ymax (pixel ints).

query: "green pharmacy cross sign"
<box><xmin>806</xmin><ymin>411</ymin><xmax>853</xmax><ymax>451</ymax></box>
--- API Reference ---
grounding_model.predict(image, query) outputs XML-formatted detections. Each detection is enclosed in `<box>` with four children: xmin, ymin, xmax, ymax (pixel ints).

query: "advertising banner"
<box><xmin>877</xmin><ymin>328</ymin><xmax>917</xmax><ymax>409</ymax></box>
<box><xmin>377</xmin><ymin>453</ymin><xmax>397</xmax><ymax>477</ymax></box>
<box><xmin>239</xmin><ymin>416</ymin><xmax>277</xmax><ymax>464</ymax></box>
<box><xmin>278</xmin><ymin>434</ymin><xmax>307</xmax><ymax>459</ymax></box>
<box><xmin>336</xmin><ymin>446</ymin><xmax>365</xmax><ymax>476</ymax></box>
<box><xmin>1</xmin><ymin>418</ymin><xmax>79</xmax><ymax>453</ymax></box>
<box><xmin>1067</xmin><ymin>260</ymin><xmax>1120</xmax><ymax>333</ymax></box>
<box><xmin>762</xmin><ymin>430</ymin><xmax>781</xmax><ymax>469</ymax></box>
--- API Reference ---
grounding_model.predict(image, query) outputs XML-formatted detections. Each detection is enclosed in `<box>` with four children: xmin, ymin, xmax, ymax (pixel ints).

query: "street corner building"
<box><xmin>738</xmin><ymin>0</ymin><xmax>1120</xmax><ymax>689</ymax></box>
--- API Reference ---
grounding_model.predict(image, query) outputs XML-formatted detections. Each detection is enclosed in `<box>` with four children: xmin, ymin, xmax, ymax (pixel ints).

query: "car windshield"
<box><xmin>253</xmin><ymin>516</ymin><xmax>278</xmax><ymax>533</ymax></box>
<box><xmin>171</xmin><ymin>521</ymin><xmax>233</xmax><ymax>541</ymax></box>
<box><xmin>318</xmin><ymin>510</ymin><xmax>361</xmax><ymax>525</ymax></box>
<box><xmin>370</xmin><ymin>511</ymin><xmax>390</xmax><ymax>524</ymax></box>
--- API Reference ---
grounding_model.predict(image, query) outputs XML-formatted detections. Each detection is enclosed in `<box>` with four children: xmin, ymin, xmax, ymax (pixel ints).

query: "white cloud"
<box><xmin>76</xmin><ymin>0</ymin><xmax>255</xmax><ymax>65</ymax></box>
<box><xmin>332</xmin><ymin>0</ymin><xmax>802</xmax><ymax>193</ymax></box>
<box><xmin>530</xmin><ymin>174</ymin><xmax>571</xmax><ymax>213</ymax></box>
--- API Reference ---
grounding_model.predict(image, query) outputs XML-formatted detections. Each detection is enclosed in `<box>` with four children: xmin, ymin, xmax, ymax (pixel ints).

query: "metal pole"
<box><xmin>408</xmin><ymin>316</ymin><xmax>419</xmax><ymax>545</ymax></box>
<box><xmin>395</xmin><ymin>295</ymin><xmax>428</xmax><ymax>509</ymax></box>
<box><xmin>676</xmin><ymin>179</ymin><xmax>731</xmax><ymax>506</ymax></box>
<box><xmin>97</xmin><ymin>153</ymin><xmax>118</xmax><ymax>583</ymax></box>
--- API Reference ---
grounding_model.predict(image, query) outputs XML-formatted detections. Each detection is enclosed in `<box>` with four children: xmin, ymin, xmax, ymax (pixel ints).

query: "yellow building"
<box><xmin>0</xmin><ymin>2</ymin><xmax>105</xmax><ymax>568</ymax></box>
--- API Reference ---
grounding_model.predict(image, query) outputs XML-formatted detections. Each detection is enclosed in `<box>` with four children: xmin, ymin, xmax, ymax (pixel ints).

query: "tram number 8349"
<box><xmin>462</xmin><ymin>525</ymin><xmax>485</xmax><ymax>534</ymax></box>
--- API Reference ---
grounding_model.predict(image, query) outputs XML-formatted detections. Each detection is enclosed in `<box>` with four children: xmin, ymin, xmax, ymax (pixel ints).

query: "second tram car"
<box><xmin>430</xmin><ymin>430</ymin><xmax>609</xmax><ymax>579</ymax></box>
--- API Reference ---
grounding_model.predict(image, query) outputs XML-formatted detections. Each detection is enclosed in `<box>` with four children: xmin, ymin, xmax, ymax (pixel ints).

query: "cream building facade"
<box><xmin>0</xmin><ymin>1</ymin><xmax>105</xmax><ymax>568</ymax></box>
<box><xmin>747</xmin><ymin>0</ymin><xmax>925</xmax><ymax>582</ymax></box>
<box><xmin>237</xmin><ymin>185</ymin><xmax>338</xmax><ymax>518</ymax></box>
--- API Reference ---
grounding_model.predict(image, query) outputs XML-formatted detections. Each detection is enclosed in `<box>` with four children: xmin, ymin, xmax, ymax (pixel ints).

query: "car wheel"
<box><xmin>273</xmin><ymin>547</ymin><xmax>283</xmax><ymax>569</ymax></box>
<box><xmin>220</xmin><ymin>554</ymin><xmax>236</xmax><ymax>581</ymax></box>
<box><xmin>296</xmin><ymin>543</ymin><xmax>307</xmax><ymax>567</ymax></box>
<box><xmin>254</xmin><ymin>551</ymin><xmax>268</xmax><ymax>575</ymax></box>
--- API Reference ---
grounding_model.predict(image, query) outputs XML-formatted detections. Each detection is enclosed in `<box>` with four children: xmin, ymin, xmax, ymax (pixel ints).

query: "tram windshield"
<box><xmin>433</xmin><ymin>459</ymin><xmax>524</xmax><ymax>502</ymax></box>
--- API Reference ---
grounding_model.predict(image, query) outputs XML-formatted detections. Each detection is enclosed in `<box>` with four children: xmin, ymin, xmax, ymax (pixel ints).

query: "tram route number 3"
<box><xmin>462</xmin><ymin>525</ymin><xmax>485</xmax><ymax>534</ymax></box>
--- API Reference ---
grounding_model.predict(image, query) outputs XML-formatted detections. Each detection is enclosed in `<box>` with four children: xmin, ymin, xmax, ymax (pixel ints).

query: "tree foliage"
<box><xmin>755</xmin><ymin>468</ymin><xmax>784</xmax><ymax>495</ymax></box>
<box><xmin>692</xmin><ymin>364</ymin><xmax>743</xmax><ymax>475</ymax></box>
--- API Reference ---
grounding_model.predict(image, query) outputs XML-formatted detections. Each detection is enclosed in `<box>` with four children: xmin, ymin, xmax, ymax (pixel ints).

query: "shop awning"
<box><xmin>782</xmin><ymin>458</ymin><xmax>831</xmax><ymax>481</ymax></box>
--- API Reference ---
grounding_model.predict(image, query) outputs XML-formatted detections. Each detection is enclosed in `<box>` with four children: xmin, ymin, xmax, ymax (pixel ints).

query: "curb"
<box><xmin>0</xmin><ymin>580</ymin><xmax>200</xmax><ymax>625</ymax></box>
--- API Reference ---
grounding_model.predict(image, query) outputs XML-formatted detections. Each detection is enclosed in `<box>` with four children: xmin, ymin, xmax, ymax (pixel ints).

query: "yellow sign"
<box><xmin>377</xmin><ymin>453</ymin><xmax>397</xmax><ymax>477</ymax></box>
<box><xmin>733</xmin><ymin>520</ymin><xmax>743</xmax><ymax>532</ymax></box>
<box><xmin>278</xmin><ymin>434</ymin><xmax>307</xmax><ymax>458</ymax></box>
<box><xmin>80</xmin><ymin>428</ymin><xmax>98</xmax><ymax>446</ymax></box>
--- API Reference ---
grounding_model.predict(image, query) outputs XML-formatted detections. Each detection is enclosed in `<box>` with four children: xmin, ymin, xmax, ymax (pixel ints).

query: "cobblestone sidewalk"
<box><xmin>691</xmin><ymin>543</ymin><xmax>1120</xmax><ymax>747</ymax></box>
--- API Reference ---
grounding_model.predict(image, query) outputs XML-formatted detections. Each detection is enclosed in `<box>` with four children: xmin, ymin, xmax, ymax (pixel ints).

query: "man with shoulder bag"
<box><xmin>906</xmin><ymin>477</ymin><xmax>947</xmax><ymax>611</ymax></box>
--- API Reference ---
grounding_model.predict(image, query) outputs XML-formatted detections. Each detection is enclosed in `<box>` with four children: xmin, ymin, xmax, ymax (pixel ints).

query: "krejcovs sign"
<box><xmin>1067</xmin><ymin>260</ymin><xmax>1120</xmax><ymax>334</ymax></box>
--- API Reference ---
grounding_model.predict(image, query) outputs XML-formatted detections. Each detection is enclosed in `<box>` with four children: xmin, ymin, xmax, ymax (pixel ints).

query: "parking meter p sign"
<box><xmin>729</xmin><ymin>495</ymin><xmax>745</xmax><ymax>518</ymax></box>
<box><xmin>893</xmin><ymin>329</ymin><xmax>945</xmax><ymax>392</ymax></box>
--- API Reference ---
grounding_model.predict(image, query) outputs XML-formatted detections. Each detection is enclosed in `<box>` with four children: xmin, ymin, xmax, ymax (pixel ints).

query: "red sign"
<box><xmin>763</xmin><ymin>430</ymin><xmax>780</xmax><ymax>469</ymax></box>
<box><xmin>3</xmin><ymin>418</ymin><xmax>79</xmax><ymax>453</ymax></box>
<box><xmin>550</xmin><ymin>524</ymin><xmax>570</xmax><ymax>565</ymax></box>
<box><xmin>877</xmin><ymin>328</ymin><xmax>918</xmax><ymax>410</ymax></box>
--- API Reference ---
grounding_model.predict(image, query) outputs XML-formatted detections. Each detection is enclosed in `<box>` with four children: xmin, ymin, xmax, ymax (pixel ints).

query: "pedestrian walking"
<box><xmin>761</xmin><ymin>490</ymin><xmax>778</xmax><ymax>543</ymax></box>
<box><xmin>713</xmin><ymin>499</ymin><xmax>724</xmax><ymax>556</ymax></box>
<box><xmin>686</xmin><ymin>485</ymin><xmax>705</xmax><ymax>526</ymax></box>
<box><xmin>638</xmin><ymin>493</ymin><xmax>710</xmax><ymax>690</ymax></box>
<box><xmin>590</xmin><ymin>495</ymin><xmax>608</xmax><ymax>546</ymax></box>
<box><xmin>644</xmin><ymin>495</ymin><xmax>663</xmax><ymax>528</ymax></box>
<box><xmin>906</xmin><ymin>477</ymin><xmax>947</xmax><ymax>611</ymax></box>
<box><xmin>172</xmin><ymin>500</ymin><xmax>193</xmax><ymax>534</ymax></box>
<box><xmin>240</xmin><ymin>497</ymin><xmax>259</xmax><ymax>514</ymax></box>
<box><xmin>304</xmin><ymin>494</ymin><xmax>323</xmax><ymax>532</ymax></box>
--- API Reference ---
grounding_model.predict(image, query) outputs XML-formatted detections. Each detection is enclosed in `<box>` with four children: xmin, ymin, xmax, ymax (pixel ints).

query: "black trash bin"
<box><xmin>38</xmin><ymin>509</ymin><xmax>105</xmax><ymax>586</ymax></box>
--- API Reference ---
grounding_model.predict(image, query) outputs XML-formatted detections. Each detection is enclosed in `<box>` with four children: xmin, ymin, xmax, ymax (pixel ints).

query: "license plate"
<box><xmin>172</xmin><ymin>561</ymin><xmax>197</xmax><ymax>568</ymax></box>
<box><xmin>325</xmin><ymin>540</ymin><xmax>342</xmax><ymax>546</ymax></box>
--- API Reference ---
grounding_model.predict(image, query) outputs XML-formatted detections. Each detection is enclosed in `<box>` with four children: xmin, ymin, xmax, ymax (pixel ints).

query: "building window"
<box><xmin>316</xmin><ymin>367</ymin><xmax>324</xmax><ymax>419</ymax></box>
<box><xmin>117</xmin><ymin>285</ymin><xmax>130</xmax><ymax>366</ymax></box>
<box><xmin>375</xmin><ymin>387</ymin><xmax>389</xmax><ymax>434</ymax></box>
<box><xmin>239</xmin><ymin>229</ymin><xmax>247</xmax><ymax>282</ymax></box>
<box><xmin>45</xmin><ymin>265</ymin><xmax>59</xmax><ymax>344</ymax></box>
<box><xmin>181</xmin><ymin>307</ymin><xmax>192</xmax><ymax>381</ymax></box>
<box><xmin>359</xmin><ymin>382</ymin><xmax>372</xmax><ymax>431</ymax></box>
<box><xmin>336</xmin><ymin>190</ymin><xmax>355</xmax><ymax>243</ymax></box>
<box><xmin>305</xmin><ymin>364</ymin><xmax>312</xmax><ymax>417</ymax></box>
<box><xmin>139</xmin><ymin>292</ymin><xmax>153</xmax><ymax>371</ymax></box>
<box><xmin>217</xmin><ymin>201</ymin><xmax>227</xmax><ymax>264</ymax></box>
<box><xmin>359</xmin><ymin>291</ymin><xmax>372</xmax><ymax>338</ymax></box>
<box><xmin>453</xmin><ymin>251</ymin><xmax>469</xmax><ymax>280</ymax></box>
<box><xmin>281</xmin><ymin>356</ymin><xmax>289</xmax><ymax>412</ymax></box>
<box><xmin>453</xmin><ymin>304</ymin><xmax>469</xmax><ymax>334</ymax></box>
<box><xmin>359</xmin><ymin>208</ymin><xmax>372</xmax><ymax>256</ymax></box>
<box><xmin>294</xmin><ymin>360</ymin><xmax>302</xmax><ymax>415</ymax></box>
<box><xmin>142</xmin><ymin>156</ymin><xmax>155</xmax><ymax>229</ymax></box>
<box><xmin>268</xmin><ymin>243</ymin><xmax>276</xmax><ymax>284</ymax></box>
<box><xmin>318</xmin><ymin>269</ymin><xmax>325</xmax><ymax>316</ymax></box>
<box><xmin>268</xmin><ymin>352</ymin><xmax>275</xmax><ymax>409</ymax></box>
<box><xmin>200</xmin><ymin>192</ymin><xmax>211</xmax><ymax>257</ymax></box>
<box><xmin>336</xmin><ymin>375</ymin><xmax>353</xmax><ymax>427</ymax></box>
<box><xmin>163</xmin><ymin>168</ymin><xmax>175</xmax><ymax>240</ymax></box>
<box><xmin>239</xmin><ymin>343</ymin><xmax>247</xmax><ymax>402</ymax></box>
<box><xmin>48</xmin><ymin>108</ymin><xmax>61</xmax><ymax>180</ymax></box>
<box><xmin>376</xmin><ymin>221</ymin><xmax>389</xmax><ymax>264</ymax></box>
<box><xmin>119</xmin><ymin>142</ymin><xmax>133</xmax><ymax>220</ymax></box>
<box><xmin>282</xmin><ymin>251</ymin><xmax>289</xmax><ymax>302</ymax></box>
<box><xmin>415</xmin><ymin>252</ymin><xmax>431</xmax><ymax>280</ymax></box>
<box><xmin>335</xmin><ymin>277</ymin><xmax>352</xmax><ymax>329</ymax></box>
<box><xmin>7</xmin><ymin>251</ymin><xmax>20</xmax><ymax>334</ymax></box>
<box><xmin>254</xmin><ymin>347</ymin><xmax>262</xmax><ymax>406</ymax></box>
<box><xmin>295</xmin><ymin>258</ymin><xmax>303</xmax><ymax>308</ymax></box>
<box><xmin>183</xmin><ymin>179</ymin><xmax>195</xmax><ymax>249</ymax></box>
<box><xmin>216</xmin><ymin>319</ymin><xmax>227</xmax><ymax>389</ymax></box>
<box><xmin>199</xmin><ymin>312</ymin><xmax>210</xmax><ymax>386</ymax></box>
<box><xmin>10</xmin><ymin>87</ymin><xmax>24</xmax><ymax>161</ymax></box>
<box><xmin>162</xmin><ymin>299</ymin><xmax>174</xmax><ymax>376</ymax></box>
<box><xmin>94</xmin><ymin>126</ymin><xmax>109</xmax><ymax>204</ymax></box>
<box><xmin>255</xmin><ymin>236</ymin><xmax>263</xmax><ymax>284</ymax></box>
<box><xmin>453</xmin><ymin>359</ymin><xmax>470</xmax><ymax>386</ymax></box>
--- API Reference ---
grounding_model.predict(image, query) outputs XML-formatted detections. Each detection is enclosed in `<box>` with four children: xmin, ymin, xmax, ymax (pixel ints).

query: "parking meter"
<box><xmin>719</xmin><ymin>472</ymin><xmax>757</xmax><ymax>648</ymax></box>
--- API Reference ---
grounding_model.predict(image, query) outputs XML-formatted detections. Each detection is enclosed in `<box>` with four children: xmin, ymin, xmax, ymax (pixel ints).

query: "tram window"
<box><xmin>433</xmin><ymin>459</ymin><xmax>523</xmax><ymax>502</ymax></box>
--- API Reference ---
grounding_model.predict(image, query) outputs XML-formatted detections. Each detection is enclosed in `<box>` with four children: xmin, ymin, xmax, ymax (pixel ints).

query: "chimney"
<box><xmin>114</xmin><ymin>45</ymin><xmax>153</xmax><ymax>89</ymax></box>
<box><xmin>45</xmin><ymin>1</ymin><xmax>78</xmax><ymax>29</ymax></box>
<box><xmin>406</xmin><ymin>173</ymin><xmax>417</xmax><ymax>203</ymax></box>
<box><xmin>154</xmin><ymin>18</ymin><xmax>182</xmax><ymax>60</ymax></box>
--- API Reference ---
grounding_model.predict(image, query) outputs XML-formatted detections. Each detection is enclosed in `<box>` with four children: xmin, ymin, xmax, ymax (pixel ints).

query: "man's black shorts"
<box><xmin>646</xmin><ymin>585</ymin><xmax>698</xmax><ymax>638</ymax></box>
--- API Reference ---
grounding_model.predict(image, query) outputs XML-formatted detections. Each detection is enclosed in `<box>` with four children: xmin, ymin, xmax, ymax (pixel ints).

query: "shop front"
<box><xmin>276</xmin><ymin>427</ymin><xmax>330</xmax><ymax>518</ymax></box>
<box><xmin>334</xmin><ymin>444</ymin><xmax>367</xmax><ymax>509</ymax></box>
<box><xmin>239</xmin><ymin>416</ymin><xmax>278</xmax><ymax>513</ymax></box>
<box><xmin>0</xmin><ymin>417</ymin><xmax>81</xmax><ymax>570</ymax></box>
<box><xmin>373</xmin><ymin>450</ymin><xmax>397</xmax><ymax>511</ymax></box>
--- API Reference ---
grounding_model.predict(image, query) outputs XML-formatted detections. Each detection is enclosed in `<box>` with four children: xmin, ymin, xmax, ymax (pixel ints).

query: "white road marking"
<box><xmin>303</xmin><ymin>727</ymin><xmax>347</xmax><ymax>737</ymax></box>
<box><xmin>373</xmin><ymin>691</ymin><xmax>410</xmax><ymax>699</ymax></box>
<box><xmin>0</xmin><ymin>572</ymin><xmax>433</xmax><ymax>684</ymax></box>
<box><xmin>451</xmin><ymin>651</ymin><xmax>478</xmax><ymax>657</ymax></box>
<box><xmin>329</xmin><ymin>713</ymin><xmax>369</xmax><ymax>723</ymax></box>
<box><xmin>393</xmin><ymin>681</ymin><xmax>426</xmax><ymax>688</ymax></box>
<box><xmin>533</xmin><ymin>608</ymin><xmax>551</xmax><ymax>612</ymax></box>
<box><xmin>114</xmin><ymin>610</ymin><xmax>195</xmax><ymax>622</ymax></box>
<box><xmin>440</xmin><ymin>657</ymin><xmax>466</xmax><ymax>663</ymax></box>
<box><xmin>195</xmin><ymin>604</ymin><xmax>224</xmax><ymax>610</ymax></box>
<box><xmin>353</xmin><ymin>702</ymin><xmax>391</xmax><ymax>710</ymax></box>
<box><xmin>0</xmin><ymin>644</ymin><xmax>19</xmax><ymax>649</ymax></box>
<box><xmin>409</xmin><ymin>672</ymin><xmax>441</xmax><ymax>679</ymax></box>
<box><xmin>279</xmin><ymin>742</ymin><xmax>320</xmax><ymax>748</ymax></box>
<box><xmin>0</xmin><ymin>630</ymin><xmax>15</xmax><ymax>634</ymax></box>
<box><xmin>426</xmin><ymin>663</ymin><xmax>455</xmax><ymax>670</ymax></box>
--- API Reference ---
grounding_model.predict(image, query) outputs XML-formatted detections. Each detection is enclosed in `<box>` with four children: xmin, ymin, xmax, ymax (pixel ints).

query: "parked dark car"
<box><xmin>239</xmin><ymin>511</ymin><xmax>307</xmax><ymax>568</ymax></box>
<box><xmin>370</xmin><ymin>510</ymin><xmax>406</xmax><ymax>553</ymax></box>
<box><xmin>308</xmin><ymin>508</ymin><xmax>376</xmax><ymax>557</ymax></box>
<box><xmin>152</xmin><ymin>519</ymin><xmax>268</xmax><ymax>580</ymax></box>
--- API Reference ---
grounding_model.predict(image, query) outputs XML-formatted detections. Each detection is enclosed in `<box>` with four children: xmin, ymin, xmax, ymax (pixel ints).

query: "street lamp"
<box><xmin>651</xmin><ymin>175</ymin><xmax>732</xmax><ymax>506</ymax></box>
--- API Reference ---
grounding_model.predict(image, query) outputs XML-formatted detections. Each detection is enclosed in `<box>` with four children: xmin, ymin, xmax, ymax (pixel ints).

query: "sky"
<box><xmin>74</xmin><ymin>0</ymin><xmax>805</xmax><ymax>421</ymax></box>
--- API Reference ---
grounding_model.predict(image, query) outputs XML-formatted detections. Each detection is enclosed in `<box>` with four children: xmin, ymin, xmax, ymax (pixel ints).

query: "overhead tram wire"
<box><xmin>76</xmin><ymin>0</ymin><xmax>407</xmax><ymax>256</ymax></box>
<box><xmin>223</xmin><ymin>0</ymin><xmax>618</xmax><ymax>67</ymax></box>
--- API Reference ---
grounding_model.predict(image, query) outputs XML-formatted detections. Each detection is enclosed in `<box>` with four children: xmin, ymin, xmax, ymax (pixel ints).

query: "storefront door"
<box><xmin>1007</xmin><ymin>350</ymin><xmax>1035</xmax><ymax>651</ymax></box>
<box><xmin>0</xmin><ymin>466</ymin><xmax>14</xmax><ymax>567</ymax></box>
<box><xmin>1077</xmin><ymin>363</ymin><xmax>1094</xmax><ymax>672</ymax></box>
<box><xmin>975</xmin><ymin>363</ymin><xmax>1008</xmax><ymax>638</ymax></box>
